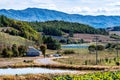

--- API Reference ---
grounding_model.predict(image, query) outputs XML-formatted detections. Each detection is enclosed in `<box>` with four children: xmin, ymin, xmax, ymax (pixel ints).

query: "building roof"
<box><xmin>27</xmin><ymin>46</ymin><xmax>41</xmax><ymax>53</ymax></box>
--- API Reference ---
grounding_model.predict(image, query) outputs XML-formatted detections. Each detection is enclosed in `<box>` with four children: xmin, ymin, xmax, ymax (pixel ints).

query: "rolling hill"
<box><xmin>0</xmin><ymin>32</ymin><xmax>34</xmax><ymax>46</ymax></box>
<box><xmin>0</xmin><ymin>8</ymin><xmax>120</xmax><ymax>28</ymax></box>
<box><xmin>0</xmin><ymin>15</ymin><xmax>41</xmax><ymax>44</ymax></box>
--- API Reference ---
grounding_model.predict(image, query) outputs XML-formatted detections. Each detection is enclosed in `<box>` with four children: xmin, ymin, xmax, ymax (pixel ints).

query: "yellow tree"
<box><xmin>40</xmin><ymin>44</ymin><xmax>47</xmax><ymax>58</ymax></box>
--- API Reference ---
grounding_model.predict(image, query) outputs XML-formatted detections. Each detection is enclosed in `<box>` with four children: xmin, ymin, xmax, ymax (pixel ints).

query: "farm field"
<box><xmin>73</xmin><ymin>33</ymin><xmax>114</xmax><ymax>42</ymax></box>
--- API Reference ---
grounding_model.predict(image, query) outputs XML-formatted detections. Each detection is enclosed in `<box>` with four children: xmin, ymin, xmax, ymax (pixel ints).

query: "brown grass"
<box><xmin>0</xmin><ymin>74</ymin><xmax>50</xmax><ymax>80</ymax></box>
<box><xmin>55</xmin><ymin>48</ymin><xmax>119</xmax><ymax>66</ymax></box>
<box><xmin>0</xmin><ymin>63</ymin><xmax>112</xmax><ymax>71</ymax></box>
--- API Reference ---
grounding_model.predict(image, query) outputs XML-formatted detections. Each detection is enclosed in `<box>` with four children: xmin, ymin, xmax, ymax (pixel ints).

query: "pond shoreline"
<box><xmin>0</xmin><ymin>63</ymin><xmax>117</xmax><ymax>71</ymax></box>
<box><xmin>61</xmin><ymin>44</ymin><xmax>88</xmax><ymax>48</ymax></box>
<box><xmin>0</xmin><ymin>67</ymin><xmax>78</xmax><ymax>75</ymax></box>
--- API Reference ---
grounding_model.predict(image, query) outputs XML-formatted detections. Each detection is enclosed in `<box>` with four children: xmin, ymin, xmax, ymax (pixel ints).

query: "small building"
<box><xmin>26</xmin><ymin>46</ymin><xmax>42</xmax><ymax>57</ymax></box>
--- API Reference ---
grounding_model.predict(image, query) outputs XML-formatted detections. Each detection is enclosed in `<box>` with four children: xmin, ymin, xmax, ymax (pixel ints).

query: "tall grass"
<box><xmin>55</xmin><ymin>48</ymin><xmax>119</xmax><ymax>66</ymax></box>
<box><xmin>0</xmin><ymin>74</ymin><xmax>50</xmax><ymax>80</ymax></box>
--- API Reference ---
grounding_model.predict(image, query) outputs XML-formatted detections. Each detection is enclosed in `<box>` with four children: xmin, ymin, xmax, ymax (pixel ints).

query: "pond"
<box><xmin>0</xmin><ymin>67</ymin><xmax>77</xmax><ymax>75</ymax></box>
<box><xmin>61</xmin><ymin>44</ymin><xmax>88</xmax><ymax>48</ymax></box>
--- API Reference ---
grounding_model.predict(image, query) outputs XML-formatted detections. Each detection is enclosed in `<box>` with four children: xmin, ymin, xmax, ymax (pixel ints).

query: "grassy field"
<box><xmin>0</xmin><ymin>32</ymin><xmax>34</xmax><ymax>46</ymax></box>
<box><xmin>54</xmin><ymin>48</ymin><xmax>120</xmax><ymax>66</ymax></box>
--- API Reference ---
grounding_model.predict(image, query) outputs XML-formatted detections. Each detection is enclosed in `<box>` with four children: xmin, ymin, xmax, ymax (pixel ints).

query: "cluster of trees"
<box><xmin>43</xmin><ymin>27</ymin><xmax>62</xmax><ymax>36</ymax></box>
<box><xmin>60</xmin><ymin>38</ymin><xmax>84</xmax><ymax>44</ymax></box>
<box><xmin>88</xmin><ymin>43</ymin><xmax>120</xmax><ymax>53</ymax></box>
<box><xmin>42</xmin><ymin>36</ymin><xmax>61</xmax><ymax>50</ymax></box>
<box><xmin>105</xmin><ymin>43</ymin><xmax>120</xmax><ymax>50</ymax></box>
<box><xmin>0</xmin><ymin>44</ymin><xmax>27</xmax><ymax>58</ymax></box>
<box><xmin>29</xmin><ymin>20</ymin><xmax>108</xmax><ymax>36</ymax></box>
<box><xmin>88</xmin><ymin>45</ymin><xmax>105</xmax><ymax>53</ymax></box>
<box><xmin>4</xmin><ymin>28</ymin><xmax>19</xmax><ymax>36</ymax></box>
<box><xmin>0</xmin><ymin>15</ymin><xmax>42</xmax><ymax>44</ymax></box>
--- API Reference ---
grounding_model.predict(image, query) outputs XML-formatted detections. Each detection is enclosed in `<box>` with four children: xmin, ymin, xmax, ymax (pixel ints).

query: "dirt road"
<box><xmin>35</xmin><ymin>57</ymin><xmax>62</xmax><ymax>64</ymax></box>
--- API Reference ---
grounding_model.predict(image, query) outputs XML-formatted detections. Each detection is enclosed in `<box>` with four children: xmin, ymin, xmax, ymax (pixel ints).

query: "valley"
<box><xmin>0</xmin><ymin>9</ymin><xmax>120</xmax><ymax>80</ymax></box>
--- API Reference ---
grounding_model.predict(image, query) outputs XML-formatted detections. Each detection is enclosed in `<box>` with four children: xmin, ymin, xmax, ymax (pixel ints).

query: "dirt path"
<box><xmin>35</xmin><ymin>57</ymin><xmax>62</xmax><ymax>64</ymax></box>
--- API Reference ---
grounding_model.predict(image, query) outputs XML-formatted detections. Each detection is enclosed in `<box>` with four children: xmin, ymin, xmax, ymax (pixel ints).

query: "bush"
<box><xmin>1</xmin><ymin>44</ymin><xmax>28</xmax><ymax>58</ymax></box>
<box><xmin>2</xmin><ymin>48</ymin><xmax>13</xmax><ymax>58</ymax></box>
<box><xmin>88</xmin><ymin>45</ymin><xmax>104</xmax><ymax>51</ymax></box>
<box><xmin>59</xmin><ymin>39</ymin><xmax>66</xmax><ymax>43</ymax></box>
<box><xmin>116</xmin><ymin>62</ymin><xmax>120</xmax><ymax>66</ymax></box>
<box><xmin>88</xmin><ymin>45</ymin><xmax>96</xmax><ymax>53</ymax></box>
<box><xmin>96</xmin><ymin>45</ymin><xmax>104</xmax><ymax>51</ymax></box>
<box><xmin>63</xmin><ymin>50</ymin><xmax>75</xmax><ymax>54</ymax></box>
<box><xmin>105</xmin><ymin>43</ymin><xmax>112</xmax><ymax>49</ymax></box>
<box><xmin>23</xmin><ymin>60</ymin><xmax>33</xmax><ymax>63</ymax></box>
<box><xmin>88</xmin><ymin>45</ymin><xmax>96</xmax><ymax>50</ymax></box>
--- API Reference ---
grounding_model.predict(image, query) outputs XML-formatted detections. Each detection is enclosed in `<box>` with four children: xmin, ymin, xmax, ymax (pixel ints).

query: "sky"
<box><xmin>0</xmin><ymin>0</ymin><xmax>120</xmax><ymax>15</ymax></box>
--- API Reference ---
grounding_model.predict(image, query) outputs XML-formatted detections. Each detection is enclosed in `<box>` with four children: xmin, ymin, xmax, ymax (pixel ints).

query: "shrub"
<box><xmin>23</xmin><ymin>60</ymin><xmax>33</xmax><ymax>63</ymax></box>
<box><xmin>116</xmin><ymin>62</ymin><xmax>120</xmax><ymax>66</ymax></box>
<box><xmin>40</xmin><ymin>44</ymin><xmax>47</xmax><ymax>58</ymax></box>
<box><xmin>63</xmin><ymin>50</ymin><xmax>75</xmax><ymax>54</ymax></box>
<box><xmin>2</xmin><ymin>48</ymin><xmax>13</xmax><ymax>58</ymax></box>
<box><xmin>105</xmin><ymin>43</ymin><xmax>112</xmax><ymax>49</ymax></box>
<box><xmin>59</xmin><ymin>39</ymin><xmax>66</xmax><ymax>43</ymax></box>
<box><xmin>88</xmin><ymin>45</ymin><xmax>104</xmax><ymax>51</ymax></box>
<box><xmin>1</xmin><ymin>45</ymin><xmax>27</xmax><ymax>58</ymax></box>
<box><xmin>88</xmin><ymin>45</ymin><xmax>95</xmax><ymax>53</ymax></box>
<box><xmin>12</xmin><ymin>44</ymin><xmax>19</xmax><ymax>57</ymax></box>
<box><xmin>96</xmin><ymin>45</ymin><xmax>104</xmax><ymax>51</ymax></box>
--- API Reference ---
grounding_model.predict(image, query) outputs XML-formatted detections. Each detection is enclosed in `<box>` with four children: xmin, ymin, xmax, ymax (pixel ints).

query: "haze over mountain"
<box><xmin>0</xmin><ymin>8</ymin><xmax>120</xmax><ymax>28</ymax></box>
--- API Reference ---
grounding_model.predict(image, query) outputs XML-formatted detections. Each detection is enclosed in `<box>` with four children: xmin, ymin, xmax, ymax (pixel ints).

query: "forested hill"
<box><xmin>29</xmin><ymin>20</ymin><xmax>108</xmax><ymax>36</ymax></box>
<box><xmin>0</xmin><ymin>15</ymin><xmax>108</xmax><ymax>39</ymax></box>
<box><xmin>0</xmin><ymin>15</ymin><xmax>41</xmax><ymax>43</ymax></box>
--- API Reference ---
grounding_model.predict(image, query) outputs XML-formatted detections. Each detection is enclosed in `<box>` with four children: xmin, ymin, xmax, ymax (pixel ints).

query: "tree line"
<box><xmin>29</xmin><ymin>20</ymin><xmax>109</xmax><ymax>36</ymax></box>
<box><xmin>0</xmin><ymin>44</ymin><xmax>27</xmax><ymax>58</ymax></box>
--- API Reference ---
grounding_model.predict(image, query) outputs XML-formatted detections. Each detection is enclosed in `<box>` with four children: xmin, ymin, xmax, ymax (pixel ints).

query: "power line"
<box><xmin>93</xmin><ymin>35</ymin><xmax>99</xmax><ymax>65</ymax></box>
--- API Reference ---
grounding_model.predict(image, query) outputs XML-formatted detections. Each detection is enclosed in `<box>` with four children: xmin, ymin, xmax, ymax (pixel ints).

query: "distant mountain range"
<box><xmin>0</xmin><ymin>8</ymin><xmax>120</xmax><ymax>28</ymax></box>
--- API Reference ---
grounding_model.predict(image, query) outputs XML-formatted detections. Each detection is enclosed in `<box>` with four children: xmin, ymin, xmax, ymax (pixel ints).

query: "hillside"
<box><xmin>0</xmin><ymin>8</ymin><xmax>120</xmax><ymax>28</ymax></box>
<box><xmin>29</xmin><ymin>20</ymin><xmax>108</xmax><ymax>36</ymax></box>
<box><xmin>0</xmin><ymin>32</ymin><xmax>34</xmax><ymax>46</ymax></box>
<box><xmin>107</xmin><ymin>26</ymin><xmax>120</xmax><ymax>31</ymax></box>
<box><xmin>0</xmin><ymin>15</ymin><xmax>41</xmax><ymax>44</ymax></box>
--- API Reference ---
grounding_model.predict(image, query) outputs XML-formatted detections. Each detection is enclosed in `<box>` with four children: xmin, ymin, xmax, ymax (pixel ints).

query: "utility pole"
<box><xmin>94</xmin><ymin>35</ymin><xmax>99</xmax><ymax>65</ymax></box>
<box><xmin>115</xmin><ymin>39</ymin><xmax>119</xmax><ymax>58</ymax></box>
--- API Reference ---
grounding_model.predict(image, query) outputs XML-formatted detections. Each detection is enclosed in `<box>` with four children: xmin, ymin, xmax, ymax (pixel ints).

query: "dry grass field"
<box><xmin>72</xmin><ymin>33</ymin><xmax>114</xmax><ymax>42</ymax></box>
<box><xmin>54</xmin><ymin>48</ymin><xmax>120</xmax><ymax>66</ymax></box>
